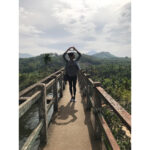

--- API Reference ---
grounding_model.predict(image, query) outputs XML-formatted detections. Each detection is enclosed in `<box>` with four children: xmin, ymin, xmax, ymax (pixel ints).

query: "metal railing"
<box><xmin>78</xmin><ymin>70</ymin><xmax>131</xmax><ymax>150</ymax></box>
<box><xmin>19</xmin><ymin>68</ymin><xmax>65</xmax><ymax>150</ymax></box>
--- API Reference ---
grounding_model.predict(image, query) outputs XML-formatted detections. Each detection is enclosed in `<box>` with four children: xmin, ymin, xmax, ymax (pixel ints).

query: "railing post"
<box><xmin>62</xmin><ymin>71</ymin><xmax>66</xmax><ymax>90</ymax></box>
<box><xmin>53</xmin><ymin>75</ymin><xmax>58</xmax><ymax>112</ymax></box>
<box><xmin>59</xmin><ymin>72</ymin><xmax>63</xmax><ymax>98</ymax></box>
<box><xmin>92</xmin><ymin>82</ymin><xmax>102</xmax><ymax>149</ymax></box>
<box><xmin>79</xmin><ymin>71</ymin><xmax>83</xmax><ymax>90</ymax></box>
<box><xmin>38</xmin><ymin>83</ymin><xmax>48</xmax><ymax>149</ymax></box>
<box><xmin>82</xmin><ymin>73</ymin><xmax>87</xmax><ymax>97</ymax></box>
<box><xmin>85</xmin><ymin>74</ymin><xmax>91</xmax><ymax>110</ymax></box>
<box><xmin>78</xmin><ymin>71</ymin><xmax>82</xmax><ymax>92</ymax></box>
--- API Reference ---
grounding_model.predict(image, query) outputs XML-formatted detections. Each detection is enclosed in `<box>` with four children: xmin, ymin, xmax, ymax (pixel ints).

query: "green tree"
<box><xmin>43</xmin><ymin>54</ymin><xmax>51</xmax><ymax>65</ymax></box>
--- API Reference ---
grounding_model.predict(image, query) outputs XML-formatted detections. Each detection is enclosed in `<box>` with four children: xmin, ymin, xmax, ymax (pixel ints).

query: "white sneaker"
<box><xmin>72</xmin><ymin>97</ymin><xmax>76</xmax><ymax>102</ymax></box>
<box><xmin>70</xmin><ymin>97</ymin><xmax>73</xmax><ymax>102</ymax></box>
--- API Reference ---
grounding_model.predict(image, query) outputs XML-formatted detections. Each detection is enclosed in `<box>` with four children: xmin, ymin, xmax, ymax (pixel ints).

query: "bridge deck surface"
<box><xmin>44</xmin><ymin>82</ymin><xmax>100</xmax><ymax>150</ymax></box>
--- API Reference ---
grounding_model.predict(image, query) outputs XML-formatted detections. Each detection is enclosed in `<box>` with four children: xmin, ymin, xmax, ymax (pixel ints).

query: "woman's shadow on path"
<box><xmin>52</xmin><ymin>101</ymin><xmax>78</xmax><ymax>125</ymax></box>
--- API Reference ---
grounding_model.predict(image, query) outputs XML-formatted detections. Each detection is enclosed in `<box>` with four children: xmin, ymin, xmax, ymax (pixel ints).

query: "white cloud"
<box><xmin>20</xmin><ymin>24</ymin><xmax>43</xmax><ymax>37</ymax></box>
<box><xmin>19</xmin><ymin>0</ymin><xmax>131</xmax><ymax>56</ymax></box>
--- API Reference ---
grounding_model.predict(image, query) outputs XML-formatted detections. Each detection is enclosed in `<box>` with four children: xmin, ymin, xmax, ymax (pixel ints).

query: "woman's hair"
<box><xmin>68</xmin><ymin>52</ymin><xmax>74</xmax><ymax>57</ymax></box>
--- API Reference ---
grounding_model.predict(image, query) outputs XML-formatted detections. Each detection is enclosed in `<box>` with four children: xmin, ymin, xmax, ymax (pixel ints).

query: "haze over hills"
<box><xmin>19</xmin><ymin>53</ymin><xmax>33</xmax><ymax>58</ymax></box>
<box><xmin>86</xmin><ymin>50</ymin><xmax>118</xmax><ymax>58</ymax></box>
<box><xmin>19</xmin><ymin>50</ymin><xmax>131</xmax><ymax>59</ymax></box>
<box><xmin>92</xmin><ymin>52</ymin><xmax>117</xmax><ymax>58</ymax></box>
<box><xmin>86</xmin><ymin>50</ymin><xmax>97</xmax><ymax>55</ymax></box>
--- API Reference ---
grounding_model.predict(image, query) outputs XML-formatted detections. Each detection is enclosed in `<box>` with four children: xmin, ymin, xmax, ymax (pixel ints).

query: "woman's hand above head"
<box><xmin>65</xmin><ymin>48</ymin><xmax>70</xmax><ymax>53</ymax></box>
<box><xmin>66</xmin><ymin>47</ymin><xmax>73</xmax><ymax>53</ymax></box>
<box><xmin>65</xmin><ymin>46</ymin><xmax>81</xmax><ymax>54</ymax></box>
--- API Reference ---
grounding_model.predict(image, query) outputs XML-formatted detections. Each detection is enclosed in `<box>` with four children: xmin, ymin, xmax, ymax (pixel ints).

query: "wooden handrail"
<box><xmin>45</xmin><ymin>79</ymin><xmax>55</xmax><ymax>89</ymax></box>
<box><xmin>79</xmin><ymin>70</ymin><xmax>131</xmax><ymax>129</ymax></box>
<box><xmin>19</xmin><ymin>68</ymin><xmax>65</xmax><ymax>150</ymax></box>
<box><xmin>78</xmin><ymin>70</ymin><xmax>131</xmax><ymax>149</ymax></box>
<box><xmin>96</xmin><ymin>86</ymin><xmax>131</xmax><ymax>130</ymax></box>
<box><xmin>19</xmin><ymin>68</ymin><xmax>64</xmax><ymax>97</ymax></box>
<box><xmin>19</xmin><ymin>90</ymin><xmax>41</xmax><ymax>118</ymax></box>
<box><xmin>21</xmin><ymin>120</ymin><xmax>44</xmax><ymax>150</ymax></box>
<box><xmin>97</xmin><ymin>113</ymin><xmax>120</xmax><ymax>150</ymax></box>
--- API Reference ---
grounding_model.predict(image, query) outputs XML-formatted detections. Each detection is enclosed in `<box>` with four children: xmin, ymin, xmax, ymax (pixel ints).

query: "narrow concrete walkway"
<box><xmin>44</xmin><ymin>82</ymin><xmax>100</xmax><ymax>150</ymax></box>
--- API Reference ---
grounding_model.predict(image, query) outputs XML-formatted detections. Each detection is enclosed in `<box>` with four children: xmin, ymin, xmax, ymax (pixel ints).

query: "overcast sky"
<box><xmin>19</xmin><ymin>0</ymin><xmax>131</xmax><ymax>57</ymax></box>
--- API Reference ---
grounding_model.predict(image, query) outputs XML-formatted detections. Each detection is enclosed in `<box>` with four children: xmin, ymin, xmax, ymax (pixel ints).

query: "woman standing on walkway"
<box><xmin>63</xmin><ymin>47</ymin><xmax>82</xmax><ymax>102</ymax></box>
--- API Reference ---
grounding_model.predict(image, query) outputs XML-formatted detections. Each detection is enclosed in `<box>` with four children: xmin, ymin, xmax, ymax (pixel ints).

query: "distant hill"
<box><xmin>19</xmin><ymin>52</ymin><xmax>130</xmax><ymax>90</ymax></box>
<box><xmin>19</xmin><ymin>53</ymin><xmax>130</xmax><ymax>74</ymax></box>
<box><xmin>86</xmin><ymin>50</ymin><xmax>97</xmax><ymax>55</ymax></box>
<box><xmin>19</xmin><ymin>53</ymin><xmax>33</xmax><ymax>58</ymax></box>
<box><xmin>92</xmin><ymin>52</ymin><xmax>117</xmax><ymax>59</ymax></box>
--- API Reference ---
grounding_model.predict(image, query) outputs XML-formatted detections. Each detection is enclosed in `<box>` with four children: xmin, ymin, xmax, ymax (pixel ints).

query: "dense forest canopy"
<box><xmin>85</xmin><ymin>59</ymin><xmax>131</xmax><ymax>113</ymax></box>
<box><xmin>19</xmin><ymin>53</ymin><xmax>131</xmax><ymax>104</ymax></box>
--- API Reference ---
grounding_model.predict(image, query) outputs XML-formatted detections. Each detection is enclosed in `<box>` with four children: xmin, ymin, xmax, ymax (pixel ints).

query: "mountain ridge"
<box><xmin>19</xmin><ymin>53</ymin><xmax>33</xmax><ymax>58</ymax></box>
<box><xmin>86</xmin><ymin>50</ymin><xmax>97</xmax><ymax>55</ymax></box>
<box><xmin>92</xmin><ymin>51</ymin><xmax>117</xmax><ymax>58</ymax></box>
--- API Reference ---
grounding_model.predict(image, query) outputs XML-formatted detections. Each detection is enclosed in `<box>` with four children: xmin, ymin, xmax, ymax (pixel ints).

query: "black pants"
<box><xmin>68</xmin><ymin>76</ymin><xmax>77</xmax><ymax>97</ymax></box>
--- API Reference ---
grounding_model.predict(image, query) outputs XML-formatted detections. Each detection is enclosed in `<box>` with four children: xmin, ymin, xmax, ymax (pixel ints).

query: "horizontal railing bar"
<box><xmin>45</xmin><ymin>79</ymin><xmax>55</xmax><ymax>89</ymax></box>
<box><xmin>19</xmin><ymin>97</ymin><xmax>30</xmax><ymax>100</ymax></box>
<box><xmin>39</xmin><ymin>68</ymin><xmax>63</xmax><ymax>84</ymax></box>
<box><xmin>80</xmin><ymin>71</ymin><xmax>94</xmax><ymax>86</ymax></box>
<box><xmin>19</xmin><ymin>72</ymin><xmax>62</xmax><ymax>113</ymax></box>
<box><xmin>19</xmin><ymin>68</ymin><xmax>64</xmax><ymax>97</ymax></box>
<box><xmin>88</xmin><ymin>78</ymin><xmax>94</xmax><ymax>85</ymax></box>
<box><xmin>80</xmin><ymin>71</ymin><xmax>131</xmax><ymax>131</ymax></box>
<box><xmin>19</xmin><ymin>97</ymin><xmax>30</xmax><ymax>105</ymax></box>
<box><xmin>21</xmin><ymin>120</ymin><xmax>43</xmax><ymax>150</ymax></box>
<box><xmin>19</xmin><ymin>84</ymin><xmax>39</xmax><ymax>97</ymax></box>
<box><xmin>19</xmin><ymin>91</ymin><xmax>41</xmax><ymax>118</ymax></box>
<box><xmin>47</xmin><ymin>99</ymin><xmax>55</xmax><ymax>113</ymax></box>
<box><xmin>96</xmin><ymin>86</ymin><xmax>131</xmax><ymax>131</ymax></box>
<box><xmin>57</xmin><ymin>73</ymin><xmax>62</xmax><ymax>79</ymax></box>
<box><xmin>46</xmin><ymin>73</ymin><xmax>62</xmax><ymax>91</ymax></box>
<box><xmin>90</xmin><ymin>101</ymin><xmax>120</xmax><ymax>149</ymax></box>
<box><xmin>46</xmin><ymin>97</ymin><xmax>53</xmax><ymax>101</ymax></box>
<box><xmin>90</xmin><ymin>99</ymin><xmax>119</xmax><ymax>149</ymax></box>
<box><xmin>97</xmin><ymin>113</ymin><xmax>120</xmax><ymax>150</ymax></box>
